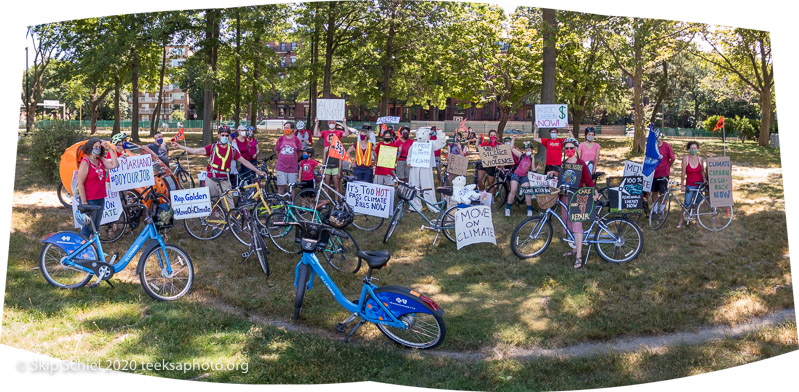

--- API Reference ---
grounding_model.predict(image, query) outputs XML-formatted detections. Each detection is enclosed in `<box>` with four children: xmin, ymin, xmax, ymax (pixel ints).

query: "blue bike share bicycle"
<box><xmin>279</xmin><ymin>210</ymin><xmax>446</xmax><ymax>349</ymax></box>
<box><xmin>39</xmin><ymin>191</ymin><xmax>194</xmax><ymax>301</ymax></box>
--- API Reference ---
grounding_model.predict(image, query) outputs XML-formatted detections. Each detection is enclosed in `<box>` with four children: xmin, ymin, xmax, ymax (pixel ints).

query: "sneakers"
<box><xmin>505</xmin><ymin>208</ymin><xmax>510</xmax><ymax>217</ymax></box>
<box><xmin>527</xmin><ymin>210</ymin><xmax>533</xmax><ymax>217</ymax></box>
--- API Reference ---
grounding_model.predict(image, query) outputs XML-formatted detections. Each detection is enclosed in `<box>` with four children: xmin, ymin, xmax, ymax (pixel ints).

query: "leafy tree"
<box><xmin>22</xmin><ymin>23</ymin><xmax>68</xmax><ymax>131</ymax></box>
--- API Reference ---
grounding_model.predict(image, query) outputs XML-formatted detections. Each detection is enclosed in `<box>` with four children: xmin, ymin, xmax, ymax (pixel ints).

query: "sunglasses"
<box><xmin>564</xmin><ymin>147</ymin><xmax>576</xmax><ymax>150</ymax></box>
<box><xmin>219</xmin><ymin>133</ymin><xmax>230</xmax><ymax>137</ymax></box>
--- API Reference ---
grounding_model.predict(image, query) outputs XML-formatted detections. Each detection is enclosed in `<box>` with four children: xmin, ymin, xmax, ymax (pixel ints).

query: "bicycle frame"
<box><xmin>295</xmin><ymin>251</ymin><xmax>407</xmax><ymax>329</ymax></box>
<box><xmin>400</xmin><ymin>194</ymin><xmax>449</xmax><ymax>229</ymax></box>
<box><xmin>662</xmin><ymin>184</ymin><xmax>706</xmax><ymax>219</ymax></box>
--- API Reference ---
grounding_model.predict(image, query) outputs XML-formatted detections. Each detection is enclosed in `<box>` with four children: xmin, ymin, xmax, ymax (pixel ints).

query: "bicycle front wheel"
<box><xmin>139</xmin><ymin>244</ymin><xmax>194</xmax><ymax>301</ymax></box>
<box><xmin>352</xmin><ymin>213</ymin><xmax>384</xmax><ymax>231</ymax></box>
<box><xmin>227</xmin><ymin>207</ymin><xmax>251</xmax><ymax>246</ymax></box>
<box><xmin>294</xmin><ymin>264</ymin><xmax>310</xmax><ymax>320</ymax></box>
<box><xmin>376</xmin><ymin>305</ymin><xmax>446</xmax><ymax>349</ymax></box>
<box><xmin>486</xmin><ymin>182</ymin><xmax>508</xmax><ymax>211</ymax></box>
<box><xmin>39</xmin><ymin>242</ymin><xmax>93</xmax><ymax>289</ymax></box>
<box><xmin>254</xmin><ymin>230</ymin><xmax>270</xmax><ymax>276</ymax></box>
<box><xmin>177</xmin><ymin>169</ymin><xmax>195</xmax><ymax>189</ymax></box>
<box><xmin>648</xmin><ymin>193</ymin><xmax>671</xmax><ymax>230</ymax></box>
<box><xmin>383</xmin><ymin>201</ymin><xmax>405</xmax><ymax>243</ymax></box>
<box><xmin>594</xmin><ymin>217</ymin><xmax>644</xmax><ymax>264</ymax></box>
<box><xmin>323</xmin><ymin>230</ymin><xmax>361</xmax><ymax>273</ymax></box>
<box><xmin>265</xmin><ymin>211</ymin><xmax>301</xmax><ymax>254</ymax></box>
<box><xmin>696</xmin><ymin>198</ymin><xmax>733</xmax><ymax>231</ymax></box>
<box><xmin>98</xmin><ymin>209</ymin><xmax>128</xmax><ymax>243</ymax></box>
<box><xmin>510</xmin><ymin>215</ymin><xmax>553</xmax><ymax>259</ymax></box>
<box><xmin>294</xmin><ymin>188</ymin><xmax>332</xmax><ymax>221</ymax></box>
<box><xmin>183</xmin><ymin>203</ymin><xmax>227</xmax><ymax>240</ymax></box>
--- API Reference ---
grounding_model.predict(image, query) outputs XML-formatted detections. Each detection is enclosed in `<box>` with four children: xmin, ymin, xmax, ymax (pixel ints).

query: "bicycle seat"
<box><xmin>693</xmin><ymin>181</ymin><xmax>707</xmax><ymax>187</ymax></box>
<box><xmin>358</xmin><ymin>250</ymin><xmax>391</xmax><ymax>270</ymax></box>
<box><xmin>343</xmin><ymin>175</ymin><xmax>357</xmax><ymax>182</ymax></box>
<box><xmin>436</xmin><ymin>187</ymin><xmax>453</xmax><ymax>196</ymax></box>
<box><xmin>77</xmin><ymin>204</ymin><xmax>103</xmax><ymax>213</ymax></box>
<box><xmin>592</xmin><ymin>171</ymin><xmax>605</xmax><ymax>180</ymax></box>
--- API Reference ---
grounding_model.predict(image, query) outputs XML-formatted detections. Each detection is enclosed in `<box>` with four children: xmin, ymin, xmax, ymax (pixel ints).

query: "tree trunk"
<box><xmin>202</xmin><ymin>9</ymin><xmax>220</xmax><ymax>145</ymax></box>
<box><xmin>497</xmin><ymin>108</ymin><xmax>509</xmax><ymax>138</ymax></box>
<box><xmin>536</xmin><ymin>8</ymin><xmax>558</xmax><ymax>163</ymax></box>
<box><xmin>112</xmin><ymin>75</ymin><xmax>121</xmax><ymax>135</ymax></box>
<box><xmin>308</xmin><ymin>6</ymin><xmax>321</xmax><ymax>125</ymax></box>
<box><xmin>151</xmin><ymin>41</ymin><xmax>168</xmax><ymax>135</ymax></box>
<box><xmin>758</xmin><ymin>85</ymin><xmax>772</xmax><ymax>146</ymax></box>
<box><xmin>572</xmin><ymin>110</ymin><xmax>585</xmax><ymax>137</ymax></box>
<box><xmin>648</xmin><ymin>62</ymin><xmax>668</xmax><ymax>126</ymax></box>
<box><xmin>89</xmin><ymin>86</ymin><xmax>111</xmax><ymax>135</ymax></box>
<box><xmin>234</xmin><ymin>11</ymin><xmax>241</xmax><ymax>129</ymax></box>
<box><xmin>380</xmin><ymin>18</ymin><xmax>396</xmax><ymax>116</ymax></box>
<box><xmin>632</xmin><ymin>65</ymin><xmax>646</xmax><ymax>153</ymax></box>
<box><xmin>322</xmin><ymin>2</ymin><xmax>336</xmax><ymax>99</ymax></box>
<box><xmin>131</xmin><ymin>49</ymin><xmax>141</xmax><ymax>142</ymax></box>
<box><xmin>250</xmin><ymin>36</ymin><xmax>259</xmax><ymax>126</ymax></box>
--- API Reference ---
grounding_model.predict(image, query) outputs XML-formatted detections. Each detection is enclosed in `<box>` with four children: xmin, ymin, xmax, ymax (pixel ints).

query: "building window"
<box><xmin>170</xmin><ymin>47</ymin><xmax>184</xmax><ymax>56</ymax></box>
<box><xmin>423</xmin><ymin>110</ymin><xmax>430</xmax><ymax>120</ymax></box>
<box><xmin>280</xmin><ymin>43</ymin><xmax>286</xmax><ymax>51</ymax></box>
<box><xmin>172</xmin><ymin>92</ymin><xmax>184</xmax><ymax>101</ymax></box>
<box><xmin>142</xmin><ymin>115</ymin><xmax>149</xmax><ymax>122</ymax></box>
<box><xmin>280</xmin><ymin>59</ymin><xmax>286</xmax><ymax>67</ymax></box>
<box><xmin>290</xmin><ymin>56</ymin><xmax>297</xmax><ymax>64</ymax></box>
<box><xmin>278</xmin><ymin>108</ymin><xmax>285</xmax><ymax>118</ymax></box>
<box><xmin>526</xmin><ymin>109</ymin><xmax>533</xmax><ymax>119</ymax></box>
<box><xmin>291</xmin><ymin>42</ymin><xmax>296</xmax><ymax>50</ymax></box>
<box><xmin>482</xmin><ymin>105</ymin><xmax>490</xmax><ymax>117</ymax></box>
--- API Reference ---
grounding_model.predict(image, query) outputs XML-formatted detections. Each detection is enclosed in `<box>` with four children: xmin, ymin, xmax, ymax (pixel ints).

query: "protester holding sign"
<box><xmin>531</xmin><ymin>123</ymin><xmax>575</xmax><ymax>175</ymax></box>
<box><xmin>506</xmin><ymin>139</ymin><xmax>544</xmax><ymax>217</ymax></box>
<box><xmin>651</xmin><ymin>131</ymin><xmax>676</xmax><ymax>213</ymax></box>
<box><xmin>395</xmin><ymin>126</ymin><xmax>414</xmax><ymax>183</ymax></box>
<box><xmin>557</xmin><ymin>138</ymin><xmax>598</xmax><ymax>270</ymax></box>
<box><xmin>171</xmin><ymin>127</ymin><xmax>265</xmax><ymax>212</ymax></box>
<box><xmin>465</xmin><ymin>127</ymin><xmax>478</xmax><ymax>152</ymax></box>
<box><xmin>577</xmin><ymin>127</ymin><xmax>601</xmax><ymax>174</ymax></box>
<box><xmin>76</xmin><ymin>138</ymin><xmax>119</xmax><ymax>237</ymax></box>
<box><xmin>323</xmin><ymin>132</ymin><xmax>345</xmax><ymax>197</ymax></box>
<box><xmin>677</xmin><ymin>141</ymin><xmax>707</xmax><ymax>229</ymax></box>
<box><xmin>313</xmin><ymin>117</ymin><xmax>350</xmax><ymax>147</ymax></box>
<box><xmin>347</xmin><ymin>128</ymin><xmax>377</xmax><ymax>183</ymax></box>
<box><xmin>374</xmin><ymin>129</ymin><xmax>400</xmax><ymax>186</ymax></box>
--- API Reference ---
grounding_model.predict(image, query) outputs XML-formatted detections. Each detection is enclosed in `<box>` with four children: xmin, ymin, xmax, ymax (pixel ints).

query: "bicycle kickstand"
<box><xmin>343</xmin><ymin>320</ymin><xmax>367</xmax><ymax>343</ymax></box>
<box><xmin>420</xmin><ymin>225</ymin><xmax>441</xmax><ymax>246</ymax></box>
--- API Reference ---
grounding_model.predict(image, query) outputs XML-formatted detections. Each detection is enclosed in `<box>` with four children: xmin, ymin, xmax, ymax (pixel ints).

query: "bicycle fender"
<box><xmin>135</xmin><ymin>240</ymin><xmax>160</xmax><ymax>275</ymax></box>
<box><xmin>41</xmin><ymin>231</ymin><xmax>98</xmax><ymax>260</ymax></box>
<box><xmin>366</xmin><ymin>286</ymin><xmax>444</xmax><ymax>321</ymax></box>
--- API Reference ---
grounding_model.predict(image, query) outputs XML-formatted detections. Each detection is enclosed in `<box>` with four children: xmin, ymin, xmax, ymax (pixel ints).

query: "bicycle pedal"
<box><xmin>335</xmin><ymin>323</ymin><xmax>349</xmax><ymax>334</ymax></box>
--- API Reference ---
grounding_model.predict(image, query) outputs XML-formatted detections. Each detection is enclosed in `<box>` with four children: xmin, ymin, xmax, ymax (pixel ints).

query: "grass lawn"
<box><xmin>2</xmin><ymin>130</ymin><xmax>796</xmax><ymax>389</ymax></box>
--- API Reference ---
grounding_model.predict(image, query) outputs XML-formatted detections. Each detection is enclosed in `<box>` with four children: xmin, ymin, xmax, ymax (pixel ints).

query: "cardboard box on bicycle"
<box><xmin>477</xmin><ymin>145</ymin><xmax>514</xmax><ymax>167</ymax></box>
<box><xmin>707</xmin><ymin>156</ymin><xmax>733</xmax><ymax>207</ymax></box>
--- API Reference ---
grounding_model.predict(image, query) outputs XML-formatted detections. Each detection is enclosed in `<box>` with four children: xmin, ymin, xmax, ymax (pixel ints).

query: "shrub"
<box><xmin>29</xmin><ymin>121</ymin><xmax>87</xmax><ymax>184</ymax></box>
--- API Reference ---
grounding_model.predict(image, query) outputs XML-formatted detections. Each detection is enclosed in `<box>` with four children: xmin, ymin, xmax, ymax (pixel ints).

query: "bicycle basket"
<box><xmin>397</xmin><ymin>183</ymin><xmax>417</xmax><ymax>202</ymax></box>
<box><xmin>153</xmin><ymin>201</ymin><xmax>174</xmax><ymax>229</ymax></box>
<box><xmin>535</xmin><ymin>187</ymin><xmax>560</xmax><ymax>210</ymax></box>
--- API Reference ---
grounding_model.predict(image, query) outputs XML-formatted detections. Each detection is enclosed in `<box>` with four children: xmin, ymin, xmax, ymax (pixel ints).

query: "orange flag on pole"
<box><xmin>172</xmin><ymin>128</ymin><xmax>185</xmax><ymax>141</ymax></box>
<box><xmin>328</xmin><ymin>134</ymin><xmax>351</xmax><ymax>162</ymax></box>
<box><xmin>712</xmin><ymin>117</ymin><xmax>725</xmax><ymax>132</ymax></box>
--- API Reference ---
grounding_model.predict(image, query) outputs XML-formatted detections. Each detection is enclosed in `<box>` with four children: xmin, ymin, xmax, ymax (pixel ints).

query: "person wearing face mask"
<box><xmin>147</xmin><ymin>131</ymin><xmax>170</xmax><ymax>166</ymax></box>
<box><xmin>650</xmin><ymin>131</ymin><xmax>675</xmax><ymax>212</ymax></box>
<box><xmin>361</xmin><ymin>123</ymin><xmax>377</xmax><ymax>145</ymax></box>
<box><xmin>109</xmin><ymin>132</ymin><xmax>131</xmax><ymax>158</ymax></box>
<box><xmin>234</xmin><ymin>126</ymin><xmax>260</xmax><ymax>179</ymax></box>
<box><xmin>374</xmin><ymin>129</ymin><xmax>400</xmax><ymax>186</ymax></box>
<box><xmin>313</xmin><ymin>116</ymin><xmax>351</xmax><ymax>147</ymax></box>
<box><xmin>295</xmin><ymin>120</ymin><xmax>313</xmax><ymax>149</ymax></box>
<box><xmin>475</xmin><ymin>129</ymin><xmax>501</xmax><ymax>191</ymax></box>
<box><xmin>76</xmin><ymin>138</ymin><xmax>119</xmax><ymax>238</ymax></box>
<box><xmin>347</xmin><ymin>128</ymin><xmax>377</xmax><ymax>183</ymax></box>
<box><xmin>577</xmin><ymin>127</ymin><xmax>601</xmax><ymax>174</ymax></box>
<box><xmin>171</xmin><ymin>126</ymin><xmax>265</xmax><ymax>210</ymax></box>
<box><xmin>395</xmin><ymin>126</ymin><xmax>414</xmax><ymax>183</ymax></box>
<box><xmin>273</xmin><ymin>121</ymin><xmax>303</xmax><ymax>196</ymax></box>
<box><xmin>557</xmin><ymin>138</ymin><xmax>599</xmax><ymax>269</ymax></box>
<box><xmin>531</xmin><ymin>123</ymin><xmax>575</xmax><ymax>176</ymax></box>
<box><xmin>677</xmin><ymin>141</ymin><xmax>707</xmax><ymax>228</ymax></box>
<box><xmin>298</xmin><ymin>147</ymin><xmax>320</xmax><ymax>192</ymax></box>
<box><xmin>506</xmin><ymin>138</ymin><xmax>545</xmax><ymax>217</ymax></box>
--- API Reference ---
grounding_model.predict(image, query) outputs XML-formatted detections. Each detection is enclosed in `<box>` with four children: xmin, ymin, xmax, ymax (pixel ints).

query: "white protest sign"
<box><xmin>535</xmin><ymin>104</ymin><xmax>569</xmax><ymax>128</ymax></box>
<box><xmin>454</xmin><ymin>205</ymin><xmax>496</xmax><ymax>250</ymax></box>
<box><xmin>527</xmin><ymin>172</ymin><xmax>558</xmax><ymax>188</ymax></box>
<box><xmin>376</xmin><ymin>116</ymin><xmax>400</xmax><ymax>124</ymax></box>
<box><xmin>316</xmin><ymin>99</ymin><xmax>346</xmax><ymax>121</ymax></box>
<box><xmin>408</xmin><ymin>142</ymin><xmax>433</xmax><ymax>168</ymax></box>
<box><xmin>623</xmin><ymin>160</ymin><xmax>654</xmax><ymax>192</ymax></box>
<box><xmin>345</xmin><ymin>181</ymin><xmax>395</xmax><ymax>218</ymax></box>
<box><xmin>198</xmin><ymin>170</ymin><xmax>208</xmax><ymax>186</ymax></box>
<box><xmin>71</xmin><ymin>171</ymin><xmax>123</xmax><ymax>228</ymax></box>
<box><xmin>108</xmin><ymin>154</ymin><xmax>155</xmax><ymax>191</ymax></box>
<box><xmin>170</xmin><ymin>187</ymin><xmax>212</xmax><ymax>220</ymax></box>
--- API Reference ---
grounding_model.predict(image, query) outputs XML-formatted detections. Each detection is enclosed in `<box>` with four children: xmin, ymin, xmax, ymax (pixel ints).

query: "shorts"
<box><xmin>324</xmin><ymin>167</ymin><xmax>339</xmax><ymax>176</ymax></box>
<box><xmin>545</xmin><ymin>165</ymin><xmax>561</xmax><ymax>175</ymax></box>
<box><xmin>510</xmin><ymin>173</ymin><xmax>530</xmax><ymax>185</ymax></box>
<box><xmin>476</xmin><ymin>162</ymin><xmax>496</xmax><ymax>177</ymax></box>
<box><xmin>396</xmin><ymin>160</ymin><xmax>410</xmax><ymax>179</ymax></box>
<box><xmin>276</xmin><ymin>170</ymin><xmax>298</xmax><ymax>186</ymax></box>
<box><xmin>207</xmin><ymin>178</ymin><xmax>234</xmax><ymax>210</ymax></box>
<box><xmin>373</xmin><ymin>174</ymin><xmax>394</xmax><ymax>186</ymax></box>
<box><xmin>353</xmin><ymin>166</ymin><xmax>374</xmax><ymax>183</ymax></box>
<box><xmin>301</xmin><ymin>179</ymin><xmax>316</xmax><ymax>190</ymax></box>
<box><xmin>653</xmin><ymin>177</ymin><xmax>669</xmax><ymax>194</ymax></box>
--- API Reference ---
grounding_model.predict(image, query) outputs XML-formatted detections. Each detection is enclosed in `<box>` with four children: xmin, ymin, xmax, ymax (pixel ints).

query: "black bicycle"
<box><xmin>170</xmin><ymin>152</ymin><xmax>195</xmax><ymax>189</ymax></box>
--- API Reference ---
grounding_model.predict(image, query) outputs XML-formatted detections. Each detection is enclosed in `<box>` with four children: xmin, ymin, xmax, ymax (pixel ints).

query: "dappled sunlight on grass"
<box><xmin>712</xmin><ymin>291</ymin><xmax>768</xmax><ymax>325</ymax></box>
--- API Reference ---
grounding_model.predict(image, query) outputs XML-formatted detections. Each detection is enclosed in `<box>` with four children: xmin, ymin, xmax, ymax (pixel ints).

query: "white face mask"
<box><xmin>550</xmin><ymin>133</ymin><xmax>558</xmax><ymax>139</ymax></box>
<box><xmin>328</xmin><ymin>123</ymin><xmax>335</xmax><ymax>130</ymax></box>
<box><xmin>586</xmin><ymin>135</ymin><xmax>595</xmax><ymax>142</ymax></box>
<box><xmin>525</xmin><ymin>151</ymin><xmax>532</xmax><ymax>156</ymax></box>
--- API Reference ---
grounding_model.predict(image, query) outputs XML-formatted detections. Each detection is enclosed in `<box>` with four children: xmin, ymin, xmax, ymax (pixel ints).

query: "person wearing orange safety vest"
<box><xmin>171</xmin><ymin>126</ymin><xmax>265</xmax><ymax>209</ymax></box>
<box><xmin>347</xmin><ymin>127</ymin><xmax>376</xmax><ymax>183</ymax></box>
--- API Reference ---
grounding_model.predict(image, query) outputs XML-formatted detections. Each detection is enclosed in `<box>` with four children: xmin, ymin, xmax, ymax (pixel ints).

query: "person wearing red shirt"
<box><xmin>295</xmin><ymin>120</ymin><xmax>313</xmax><ymax>149</ymax></box>
<box><xmin>531</xmin><ymin>123</ymin><xmax>575</xmax><ymax>176</ymax></box>
<box><xmin>394</xmin><ymin>126</ymin><xmax>414</xmax><ymax>183</ymax></box>
<box><xmin>76</xmin><ymin>138</ymin><xmax>119</xmax><ymax>237</ymax></box>
<box><xmin>557</xmin><ymin>138</ymin><xmax>598</xmax><ymax>269</ymax></box>
<box><xmin>347</xmin><ymin>128</ymin><xmax>377</xmax><ymax>183</ymax></box>
<box><xmin>475</xmin><ymin>129</ymin><xmax>501</xmax><ymax>191</ymax></box>
<box><xmin>313</xmin><ymin>117</ymin><xmax>351</xmax><ymax>147</ymax></box>
<box><xmin>677</xmin><ymin>141</ymin><xmax>707</xmax><ymax>228</ymax></box>
<box><xmin>374</xmin><ymin>129</ymin><xmax>400</xmax><ymax>186</ymax></box>
<box><xmin>298</xmin><ymin>148</ymin><xmax>320</xmax><ymax>190</ymax></box>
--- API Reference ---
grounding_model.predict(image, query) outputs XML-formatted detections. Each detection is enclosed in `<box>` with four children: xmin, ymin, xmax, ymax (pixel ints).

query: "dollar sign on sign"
<box><xmin>559</xmin><ymin>106</ymin><xmax>566</xmax><ymax>120</ymax></box>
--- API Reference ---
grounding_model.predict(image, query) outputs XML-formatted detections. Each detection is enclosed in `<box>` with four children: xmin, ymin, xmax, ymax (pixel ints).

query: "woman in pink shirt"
<box><xmin>577</xmin><ymin>127</ymin><xmax>601</xmax><ymax>174</ymax></box>
<box><xmin>506</xmin><ymin>139</ymin><xmax>543</xmax><ymax>217</ymax></box>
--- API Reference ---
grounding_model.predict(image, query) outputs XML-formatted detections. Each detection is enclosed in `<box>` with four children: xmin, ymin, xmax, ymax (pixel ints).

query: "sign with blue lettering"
<box><xmin>454</xmin><ymin>205</ymin><xmax>496</xmax><ymax>250</ymax></box>
<box><xmin>170</xmin><ymin>187</ymin><xmax>212</xmax><ymax>220</ymax></box>
<box><xmin>346</xmin><ymin>181</ymin><xmax>395</xmax><ymax>218</ymax></box>
<box><xmin>607</xmin><ymin>176</ymin><xmax>643</xmax><ymax>212</ymax></box>
<box><xmin>108</xmin><ymin>154</ymin><xmax>155</xmax><ymax>191</ymax></box>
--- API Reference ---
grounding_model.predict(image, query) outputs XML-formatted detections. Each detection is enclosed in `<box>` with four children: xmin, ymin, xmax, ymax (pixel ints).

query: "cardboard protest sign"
<box><xmin>408</xmin><ymin>142</ymin><xmax>433</xmax><ymax>168</ymax></box>
<box><xmin>447</xmin><ymin>154</ymin><xmax>469</xmax><ymax>176</ymax></box>
<box><xmin>170</xmin><ymin>187</ymin><xmax>212</xmax><ymax>220</ymax></box>
<box><xmin>524</xmin><ymin>172</ymin><xmax>558</xmax><ymax>195</ymax></box>
<box><xmin>376</xmin><ymin>145</ymin><xmax>398</xmax><ymax>169</ymax></box>
<box><xmin>623</xmin><ymin>160</ymin><xmax>654</xmax><ymax>192</ymax></box>
<box><xmin>607</xmin><ymin>176</ymin><xmax>644</xmax><ymax>212</ymax></box>
<box><xmin>108</xmin><ymin>154</ymin><xmax>155</xmax><ymax>191</ymax></box>
<box><xmin>376</xmin><ymin>116</ymin><xmax>400</xmax><ymax>124</ymax></box>
<box><xmin>454</xmin><ymin>205</ymin><xmax>496</xmax><ymax>250</ymax></box>
<box><xmin>535</xmin><ymin>104</ymin><xmax>569</xmax><ymax>128</ymax></box>
<box><xmin>346</xmin><ymin>182</ymin><xmax>395</xmax><ymax>218</ymax></box>
<box><xmin>707</xmin><ymin>156</ymin><xmax>733</xmax><ymax>207</ymax></box>
<box><xmin>71</xmin><ymin>171</ymin><xmax>123</xmax><ymax>228</ymax></box>
<box><xmin>477</xmin><ymin>144</ymin><xmax>514</xmax><ymax>167</ymax></box>
<box><xmin>316</xmin><ymin>99</ymin><xmax>346</xmax><ymax>121</ymax></box>
<box><xmin>558</xmin><ymin>162</ymin><xmax>583</xmax><ymax>191</ymax></box>
<box><xmin>568</xmin><ymin>187</ymin><xmax>596</xmax><ymax>222</ymax></box>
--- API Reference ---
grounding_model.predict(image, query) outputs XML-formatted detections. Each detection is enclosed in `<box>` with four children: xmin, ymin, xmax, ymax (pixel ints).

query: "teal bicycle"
<box><xmin>39</xmin><ymin>192</ymin><xmax>194</xmax><ymax>301</ymax></box>
<box><xmin>383</xmin><ymin>174</ymin><xmax>458</xmax><ymax>244</ymax></box>
<box><xmin>281</xmin><ymin>218</ymin><xmax>446</xmax><ymax>349</ymax></box>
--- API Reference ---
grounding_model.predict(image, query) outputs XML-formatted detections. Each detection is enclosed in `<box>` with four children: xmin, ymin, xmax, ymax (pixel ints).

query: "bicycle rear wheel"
<box><xmin>438</xmin><ymin>205</ymin><xmax>458</xmax><ymax>243</ymax></box>
<box><xmin>294</xmin><ymin>264</ymin><xmax>310</xmax><ymax>319</ymax></box>
<box><xmin>227</xmin><ymin>207</ymin><xmax>251</xmax><ymax>246</ymax></box>
<box><xmin>98</xmin><ymin>209</ymin><xmax>128</xmax><ymax>243</ymax></box>
<box><xmin>39</xmin><ymin>242</ymin><xmax>93</xmax><ymax>289</ymax></box>
<box><xmin>510</xmin><ymin>215</ymin><xmax>553</xmax><ymax>259</ymax></box>
<box><xmin>57</xmin><ymin>183</ymin><xmax>73</xmax><ymax>207</ymax></box>
<box><xmin>177</xmin><ymin>169</ymin><xmax>195</xmax><ymax>189</ymax></box>
<box><xmin>594</xmin><ymin>217</ymin><xmax>644</xmax><ymax>264</ymax></box>
<box><xmin>264</xmin><ymin>211</ymin><xmax>301</xmax><ymax>254</ymax></box>
<box><xmin>352</xmin><ymin>213</ymin><xmax>384</xmax><ymax>231</ymax></box>
<box><xmin>323</xmin><ymin>230</ymin><xmax>361</xmax><ymax>273</ymax></box>
<box><xmin>374</xmin><ymin>298</ymin><xmax>446</xmax><ymax>349</ymax></box>
<box><xmin>696</xmin><ymin>198</ymin><xmax>733</xmax><ymax>231</ymax></box>
<box><xmin>139</xmin><ymin>244</ymin><xmax>194</xmax><ymax>301</ymax></box>
<box><xmin>486</xmin><ymin>182</ymin><xmax>508</xmax><ymax>211</ymax></box>
<box><xmin>294</xmin><ymin>188</ymin><xmax>332</xmax><ymax>221</ymax></box>
<box><xmin>648</xmin><ymin>193</ymin><xmax>671</xmax><ymax>230</ymax></box>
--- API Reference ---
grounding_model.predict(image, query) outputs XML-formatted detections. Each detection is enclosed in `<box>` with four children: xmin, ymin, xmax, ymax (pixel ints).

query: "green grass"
<box><xmin>3</xmin><ymin>132</ymin><xmax>795</xmax><ymax>388</ymax></box>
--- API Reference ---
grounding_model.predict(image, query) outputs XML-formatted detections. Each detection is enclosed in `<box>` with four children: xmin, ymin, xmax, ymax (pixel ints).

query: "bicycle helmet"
<box><xmin>217</xmin><ymin>125</ymin><xmax>230</xmax><ymax>133</ymax></box>
<box><xmin>246</xmin><ymin>126</ymin><xmax>255</xmax><ymax>132</ymax></box>
<box><xmin>327</xmin><ymin>204</ymin><xmax>354</xmax><ymax>229</ymax></box>
<box><xmin>111</xmin><ymin>132</ymin><xmax>128</xmax><ymax>145</ymax></box>
<box><xmin>296</xmin><ymin>120</ymin><xmax>306</xmax><ymax>130</ymax></box>
<box><xmin>523</xmin><ymin>140</ymin><xmax>533</xmax><ymax>149</ymax></box>
<box><xmin>563</xmin><ymin>137</ymin><xmax>579</xmax><ymax>148</ymax></box>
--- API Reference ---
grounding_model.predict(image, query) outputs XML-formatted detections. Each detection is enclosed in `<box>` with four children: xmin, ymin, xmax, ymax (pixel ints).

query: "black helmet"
<box><xmin>218</xmin><ymin>125</ymin><xmax>230</xmax><ymax>133</ymax></box>
<box><xmin>328</xmin><ymin>204</ymin><xmax>354</xmax><ymax>229</ymax></box>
